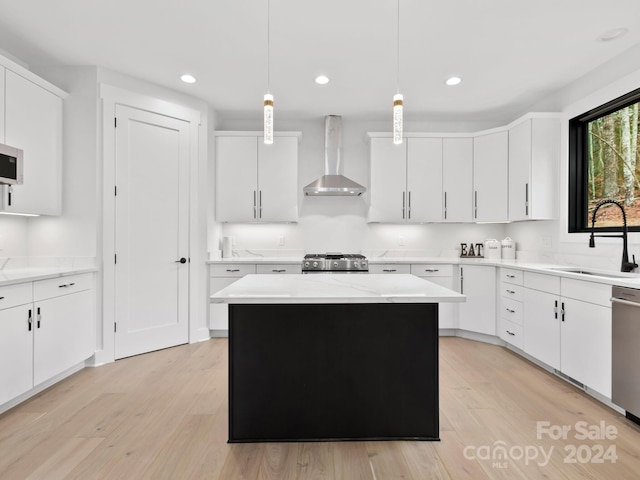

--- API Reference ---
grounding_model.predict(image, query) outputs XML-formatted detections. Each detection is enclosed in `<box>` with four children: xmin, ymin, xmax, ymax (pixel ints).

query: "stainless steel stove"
<box><xmin>302</xmin><ymin>253</ymin><xmax>369</xmax><ymax>273</ymax></box>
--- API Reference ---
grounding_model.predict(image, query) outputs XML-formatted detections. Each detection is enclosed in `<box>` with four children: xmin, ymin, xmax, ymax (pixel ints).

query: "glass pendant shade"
<box><xmin>264</xmin><ymin>93</ymin><xmax>274</xmax><ymax>144</ymax></box>
<box><xmin>393</xmin><ymin>93</ymin><xmax>403</xmax><ymax>145</ymax></box>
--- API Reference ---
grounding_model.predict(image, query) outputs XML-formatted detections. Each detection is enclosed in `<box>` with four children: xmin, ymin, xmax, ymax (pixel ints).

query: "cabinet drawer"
<box><xmin>256</xmin><ymin>264</ymin><xmax>302</xmax><ymax>275</ymax></box>
<box><xmin>499</xmin><ymin>318</ymin><xmax>523</xmax><ymax>350</ymax></box>
<box><xmin>34</xmin><ymin>273</ymin><xmax>93</xmax><ymax>301</ymax></box>
<box><xmin>410</xmin><ymin>264</ymin><xmax>453</xmax><ymax>277</ymax></box>
<box><xmin>0</xmin><ymin>282</ymin><xmax>33</xmax><ymax>310</ymax></box>
<box><xmin>501</xmin><ymin>297</ymin><xmax>523</xmax><ymax>325</ymax></box>
<box><xmin>561</xmin><ymin>278</ymin><xmax>611</xmax><ymax>307</ymax></box>
<box><xmin>524</xmin><ymin>271</ymin><xmax>560</xmax><ymax>294</ymax></box>
<box><xmin>369</xmin><ymin>264</ymin><xmax>411</xmax><ymax>274</ymax></box>
<box><xmin>210</xmin><ymin>264</ymin><xmax>256</xmax><ymax>277</ymax></box>
<box><xmin>500</xmin><ymin>282</ymin><xmax>523</xmax><ymax>301</ymax></box>
<box><xmin>501</xmin><ymin>268</ymin><xmax>523</xmax><ymax>285</ymax></box>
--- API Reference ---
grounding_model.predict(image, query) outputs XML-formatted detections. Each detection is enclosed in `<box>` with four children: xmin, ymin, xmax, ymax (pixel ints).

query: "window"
<box><xmin>569</xmin><ymin>87</ymin><xmax>640</xmax><ymax>232</ymax></box>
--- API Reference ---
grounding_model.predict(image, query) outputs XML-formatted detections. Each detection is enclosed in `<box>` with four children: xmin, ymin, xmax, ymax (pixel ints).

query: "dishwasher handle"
<box><xmin>611</xmin><ymin>297</ymin><xmax>640</xmax><ymax>308</ymax></box>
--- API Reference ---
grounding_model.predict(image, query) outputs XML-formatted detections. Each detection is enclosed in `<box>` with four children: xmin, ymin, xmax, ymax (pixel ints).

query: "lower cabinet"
<box><xmin>458</xmin><ymin>265</ymin><xmax>496</xmax><ymax>335</ymax></box>
<box><xmin>523</xmin><ymin>272</ymin><xmax>561</xmax><ymax>369</ymax></box>
<box><xmin>0</xmin><ymin>273</ymin><xmax>95</xmax><ymax>408</ymax></box>
<box><xmin>410</xmin><ymin>264</ymin><xmax>457</xmax><ymax>329</ymax></box>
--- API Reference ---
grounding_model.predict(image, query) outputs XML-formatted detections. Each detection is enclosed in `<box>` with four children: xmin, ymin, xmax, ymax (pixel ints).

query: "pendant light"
<box><xmin>263</xmin><ymin>0</ymin><xmax>274</xmax><ymax>144</ymax></box>
<box><xmin>393</xmin><ymin>0</ymin><xmax>403</xmax><ymax>145</ymax></box>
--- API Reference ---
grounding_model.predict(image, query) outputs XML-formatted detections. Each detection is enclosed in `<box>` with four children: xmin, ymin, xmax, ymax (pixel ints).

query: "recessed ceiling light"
<box><xmin>314</xmin><ymin>75</ymin><xmax>330</xmax><ymax>85</ymax></box>
<box><xmin>180</xmin><ymin>74</ymin><xmax>197</xmax><ymax>84</ymax></box>
<box><xmin>445</xmin><ymin>76</ymin><xmax>462</xmax><ymax>86</ymax></box>
<box><xmin>598</xmin><ymin>27</ymin><xmax>628</xmax><ymax>42</ymax></box>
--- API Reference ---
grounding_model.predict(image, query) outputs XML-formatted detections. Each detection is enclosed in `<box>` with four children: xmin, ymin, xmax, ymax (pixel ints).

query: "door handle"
<box><xmin>175</xmin><ymin>258</ymin><xmax>187</xmax><ymax>264</ymax></box>
<box><xmin>408</xmin><ymin>191</ymin><xmax>411</xmax><ymax>219</ymax></box>
<box><xmin>402</xmin><ymin>192</ymin><xmax>406</xmax><ymax>219</ymax></box>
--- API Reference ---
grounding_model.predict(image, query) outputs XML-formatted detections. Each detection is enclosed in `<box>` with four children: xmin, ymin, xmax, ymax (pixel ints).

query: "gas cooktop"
<box><xmin>302</xmin><ymin>253</ymin><xmax>368</xmax><ymax>273</ymax></box>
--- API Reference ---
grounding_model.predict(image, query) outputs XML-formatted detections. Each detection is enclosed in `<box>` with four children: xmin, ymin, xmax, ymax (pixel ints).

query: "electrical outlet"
<box><xmin>541</xmin><ymin>235</ymin><xmax>552</xmax><ymax>250</ymax></box>
<box><xmin>399</xmin><ymin>236</ymin><xmax>405</xmax><ymax>246</ymax></box>
<box><xmin>279</xmin><ymin>235</ymin><xmax>285</xmax><ymax>246</ymax></box>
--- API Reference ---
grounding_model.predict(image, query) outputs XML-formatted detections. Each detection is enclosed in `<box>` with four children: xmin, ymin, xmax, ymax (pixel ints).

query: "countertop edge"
<box><xmin>0</xmin><ymin>266</ymin><xmax>98</xmax><ymax>287</ymax></box>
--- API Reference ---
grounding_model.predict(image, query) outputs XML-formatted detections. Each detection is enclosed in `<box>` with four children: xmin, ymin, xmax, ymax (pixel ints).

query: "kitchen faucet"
<box><xmin>589</xmin><ymin>199</ymin><xmax>638</xmax><ymax>273</ymax></box>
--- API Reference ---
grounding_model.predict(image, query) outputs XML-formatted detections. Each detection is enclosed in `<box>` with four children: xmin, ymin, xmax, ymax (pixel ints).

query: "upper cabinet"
<box><xmin>368</xmin><ymin>136</ymin><xmax>442</xmax><ymax>223</ymax></box>
<box><xmin>0</xmin><ymin>67</ymin><xmax>5</xmax><ymax>144</ymax></box>
<box><xmin>0</xmin><ymin>61</ymin><xmax>66</xmax><ymax>216</ymax></box>
<box><xmin>215</xmin><ymin>133</ymin><xmax>300</xmax><ymax>223</ymax></box>
<box><xmin>473</xmin><ymin>131</ymin><xmax>508</xmax><ymax>222</ymax></box>
<box><xmin>508</xmin><ymin>117</ymin><xmax>560</xmax><ymax>221</ymax></box>
<box><xmin>442</xmin><ymin>138</ymin><xmax>473</xmax><ymax>223</ymax></box>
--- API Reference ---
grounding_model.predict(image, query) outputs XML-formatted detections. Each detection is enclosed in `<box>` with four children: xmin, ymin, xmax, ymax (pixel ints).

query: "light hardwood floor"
<box><xmin>1</xmin><ymin>337</ymin><xmax>640</xmax><ymax>479</ymax></box>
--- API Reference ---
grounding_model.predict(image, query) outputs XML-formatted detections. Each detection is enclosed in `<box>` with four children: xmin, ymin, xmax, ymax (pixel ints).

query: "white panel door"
<box><xmin>114</xmin><ymin>105</ymin><xmax>189</xmax><ymax>359</ymax></box>
<box><xmin>369</xmin><ymin>137</ymin><xmax>407</xmax><ymax>222</ymax></box>
<box><xmin>4</xmin><ymin>70</ymin><xmax>62</xmax><ymax>215</ymax></box>
<box><xmin>0</xmin><ymin>304</ymin><xmax>33</xmax><ymax>405</ymax></box>
<box><xmin>216</xmin><ymin>136</ymin><xmax>258</xmax><ymax>222</ymax></box>
<box><xmin>407</xmin><ymin>138</ymin><xmax>442</xmax><ymax>222</ymax></box>
<box><xmin>523</xmin><ymin>288</ymin><xmax>560</xmax><ymax>369</ymax></box>
<box><xmin>442</xmin><ymin>138</ymin><xmax>473</xmax><ymax>222</ymax></box>
<box><xmin>473</xmin><ymin>131</ymin><xmax>508</xmax><ymax>222</ymax></box>
<box><xmin>258</xmin><ymin>136</ymin><xmax>298</xmax><ymax>222</ymax></box>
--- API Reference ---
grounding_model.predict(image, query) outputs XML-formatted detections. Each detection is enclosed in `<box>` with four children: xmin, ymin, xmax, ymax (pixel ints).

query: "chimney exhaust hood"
<box><xmin>303</xmin><ymin>115</ymin><xmax>366</xmax><ymax>196</ymax></box>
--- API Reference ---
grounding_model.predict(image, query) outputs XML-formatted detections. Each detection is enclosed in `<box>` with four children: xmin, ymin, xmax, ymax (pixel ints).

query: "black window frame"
<box><xmin>569</xmin><ymin>86</ymin><xmax>640</xmax><ymax>233</ymax></box>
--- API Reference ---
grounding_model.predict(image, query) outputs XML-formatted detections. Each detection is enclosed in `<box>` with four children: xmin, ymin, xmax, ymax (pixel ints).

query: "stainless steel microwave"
<box><xmin>0</xmin><ymin>142</ymin><xmax>24</xmax><ymax>185</ymax></box>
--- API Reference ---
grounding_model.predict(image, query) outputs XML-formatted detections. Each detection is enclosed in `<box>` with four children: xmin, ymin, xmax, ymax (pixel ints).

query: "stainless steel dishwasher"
<box><xmin>612</xmin><ymin>286</ymin><xmax>640</xmax><ymax>424</ymax></box>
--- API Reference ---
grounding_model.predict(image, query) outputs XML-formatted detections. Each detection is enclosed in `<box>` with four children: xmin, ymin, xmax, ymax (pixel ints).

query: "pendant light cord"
<box><xmin>396</xmin><ymin>0</ymin><xmax>400</xmax><ymax>94</ymax></box>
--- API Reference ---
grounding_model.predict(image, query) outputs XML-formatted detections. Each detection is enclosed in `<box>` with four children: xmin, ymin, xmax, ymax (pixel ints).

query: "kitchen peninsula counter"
<box><xmin>212</xmin><ymin>274</ymin><xmax>464</xmax><ymax>443</ymax></box>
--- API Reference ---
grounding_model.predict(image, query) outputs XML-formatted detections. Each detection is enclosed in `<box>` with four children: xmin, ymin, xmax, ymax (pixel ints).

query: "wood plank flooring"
<box><xmin>1</xmin><ymin>337</ymin><xmax>640</xmax><ymax>479</ymax></box>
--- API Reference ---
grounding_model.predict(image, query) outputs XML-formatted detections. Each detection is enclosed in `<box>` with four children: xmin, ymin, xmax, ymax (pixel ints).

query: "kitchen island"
<box><xmin>211</xmin><ymin>273</ymin><xmax>465</xmax><ymax>443</ymax></box>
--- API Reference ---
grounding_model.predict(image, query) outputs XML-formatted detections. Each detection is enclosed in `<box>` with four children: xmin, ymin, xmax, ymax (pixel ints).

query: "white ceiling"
<box><xmin>1</xmin><ymin>0</ymin><xmax>640</xmax><ymax>123</ymax></box>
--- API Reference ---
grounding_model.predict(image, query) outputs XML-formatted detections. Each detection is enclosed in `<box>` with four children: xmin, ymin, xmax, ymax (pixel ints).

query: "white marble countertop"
<box><xmin>210</xmin><ymin>273</ymin><xmax>466</xmax><ymax>304</ymax></box>
<box><xmin>0</xmin><ymin>266</ymin><xmax>98</xmax><ymax>287</ymax></box>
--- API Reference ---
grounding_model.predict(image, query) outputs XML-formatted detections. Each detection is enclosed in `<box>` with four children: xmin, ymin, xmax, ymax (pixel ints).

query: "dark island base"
<box><xmin>229</xmin><ymin>302</ymin><xmax>439</xmax><ymax>442</ymax></box>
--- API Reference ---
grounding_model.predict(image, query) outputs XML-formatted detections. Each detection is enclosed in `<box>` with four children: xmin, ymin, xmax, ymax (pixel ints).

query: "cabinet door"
<box><xmin>442</xmin><ymin>138</ymin><xmax>473</xmax><ymax>222</ymax></box>
<box><xmin>407</xmin><ymin>138</ymin><xmax>442</xmax><ymax>222</ymax></box>
<box><xmin>473</xmin><ymin>131</ymin><xmax>508</xmax><ymax>222</ymax></box>
<box><xmin>458</xmin><ymin>265</ymin><xmax>496</xmax><ymax>335</ymax></box>
<box><xmin>210</xmin><ymin>277</ymin><xmax>240</xmax><ymax>330</ymax></box>
<box><xmin>4</xmin><ymin>70</ymin><xmax>63</xmax><ymax>215</ymax></box>
<box><xmin>258</xmin><ymin>136</ymin><xmax>298</xmax><ymax>222</ymax></box>
<box><xmin>0</xmin><ymin>67</ymin><xmax>5</xmax><ymax>144</ymax></box>
<box><xmin>0</xmin><ymin>304</ymin><xmax>33</xmax><ymax>405</ymax></box>
<box><xmin>34</xmin><ymin>290</ymin><xmax>94</xmax><ymax>386</ymax></box>
<box><xmin>422</xmin><ymin>275</ymin><xmax>457</xmax><ymax>329</ymax></box>
<box><xmin>369</xmin><ymin>137</ymin><xmax>407</xmax><ymax>222</ymax></box>
<box><xmin>561</xmin><ymin>298</ymin><xmax>612</xmax><ymax>397</ymax></box>
<box><xmin>508</xmin><ymin>120</ymin><xmax>531</xmax><ymax>221</ymax></box>
<box><xmin>523</xmin><ymin>288</ymin><xmax>560</xmax><ymax>369</ymax></box>
<box><xmin>216</xmin><ymin>136</ymin><xmax>258</xmax><ymax>222</ymax></box>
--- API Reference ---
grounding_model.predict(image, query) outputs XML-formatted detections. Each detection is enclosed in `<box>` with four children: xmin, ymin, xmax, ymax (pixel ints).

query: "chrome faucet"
<box><xmin>589</xmin><ymin>199</ymin><xmax>638</xmax><ymax>273</ymax></box>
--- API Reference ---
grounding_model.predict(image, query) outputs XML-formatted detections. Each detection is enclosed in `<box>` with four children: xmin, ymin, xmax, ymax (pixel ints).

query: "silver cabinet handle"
<box><xmin>408</xmin><ymin>191</ymin><xmax>411</xmax><ymax>220</ymax></box>
<box><xmin>226</xmin><ymin>269</ymin><xmax>240</xmax><ymax>272</ymax></box>
<box><xmin>259</xmin><ymin>190</ymin><xmax>262</xmax><ymax>219</ymax></box>
<box><xmin>506</xmin><ymin>308</ymin><xmax>515</xmax><ymax>313</ymax></box>
<box><xmin>28</xmin><ymin>309</ymin><xmax>32</xmax><ymax>331</ymax></box>
<box><xmin>58</xmin><ymin>282</ymin><xmax>76</xmax><ymax>288</ymax></box>
<box><xmin>37</xmin><ymin>307</ymin><xmax>41</xmax><ymax>328</ymax></box>
<box><xmin>506</xmin><ymin>330</ymin><xmax>515</xmax><ymax>336</ymax></box>
<box><xmin>444</xmin><ymin>192</ymin><xmax>447</xmax><ymax>220</ymax></box>
<box><xmin>424</xmin><ymin>269</ymin><xmax>439</xmax><ymax>273</ymax></box>
<box><xmin>253</xmin><ymin>191</ymin><xmax>257</xmax><ymax>219</ymax></box>
<box><xmin>506</xmin><ymin>274</ymin><xmax>516</xmax><ymax>279</ymax></box>
<box><xmin>402</xmin><ymin>192</ymin><xmax>406</xmax><ymax>220</ymax></box>
<box><xmin>525</xmin><ymin>183</ymin><xmax>529</xmax><ymax>216</ymax></box>
<box><xmin>383</xmin><ymin>269</ymin><xmax>397</xmax><ymax>273</ymax></box>
<box><xmin>474</xmin><ymin>190</ymin><xmax>478</xmax><ymax>219</ymax></box>
<box><xmin>506</xmin><ymin>289</ymin><xmax>515</xmax><ymax>294</ymax></box>
<box><xmin>272</xmin><ymin>269</ymin><xmax>286</xmax><ymax>273</ymax></box>
<box><xmin>0</xmin><ymin>296</ymin><xmax>4</xmax><ymax>300</ymax></box>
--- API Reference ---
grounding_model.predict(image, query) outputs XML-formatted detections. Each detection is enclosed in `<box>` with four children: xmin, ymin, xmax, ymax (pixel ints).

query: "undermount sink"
<box><xmin>548</xmin><ymin>267</ymin><xmax>635</xmax><ymax>279</ymax></box>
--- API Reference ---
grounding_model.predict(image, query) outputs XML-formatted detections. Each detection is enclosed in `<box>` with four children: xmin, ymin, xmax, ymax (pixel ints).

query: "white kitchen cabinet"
<box><xmin>411</xmin><ymin>264</ymin><xmax>457</xmax><ymax>329</ymax></box>
<box><xmin>0</xmin><ymin>303</ymin><xmax>33</xmax><ymax>405</ymax></box>
<box><xmin>209</xmin><ymin>264</ymin><xmax>257</xmax><ymax>331</ymax></box>
<box><xmin>368</xmin><ymin>136</ymin><xmax>442</xmax><ymax>223</ymax></box>
<box><xmin>508</xmin><ymin>117</ymin><xmax>560</xmax><ymax>221</ymax></box>
<box><xmin>442</xmin><ymin>138</ymin><xmax>473</xmax><ymax>222</ymax></box>
<box><xmin>2</xmin><ymin>69</ymin><xmax>64</xmax><ymax>215</ymax></box>
<box><xmin>0</xmin><ymin>273</ymin><xmax>95</xmax><ymax>409</ymax></box>
<box><xmin>499</xmin><ymin>269</ymin><xmax>524</xmax><ymax>349</ymax></box>
<box><xmin>458</xmin><ymin>265</ymin><xmax>496</xmax><ymax>335</ymax></box>
<box><xmin>0</xmin><ymin>66</ymin><xmax>5</xmax><ymax>143</ymax></box>
<box><xmin>523</xmin><ymin>276</ymin><xmax>561</xmax><ymax>370</ymax></box>
<box><xmin>368</xmin><ymin>263</ymin><xmax>411</xmax><ymax>274</ymax></box>
<box><xmin>473</xmin><ymin>131</ymin><xmax>508</xmax><ymax>222</ymax></box>
<box><xmin>215</xmin><ymin>133</ymin><xmax>299</xmax><ymax>223</ymax></box>
<box><xmin>560</xmin><ymin>280</ymin><xmax>612</xmax><ymax>398</ymax></box>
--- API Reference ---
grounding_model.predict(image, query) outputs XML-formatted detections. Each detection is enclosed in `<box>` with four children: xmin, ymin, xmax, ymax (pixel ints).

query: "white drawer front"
<box><xmin>524</xmin><ymin>271</ymin><xmax>560</xmax><ymax>295</ymax></box>
<box><xmin>0</xmin><ymin>282</ymin><xmax>33</xmax><ymax>310</ymax></box>
<box><xmin>410</xmin><ymin>264</ymin><xmax>453</xmax><ymax>277</ymax></box>
<box><xmin>34</xmin><ymin>273</ymin><xmax>93</xmax><ymax>301</ymax></box>
<box><xmin>500</xmin><ymin>318</ymin><xmax>523</xmax><ymax>350</ymax></box>
<box><xmin>500</xmin><ymin>282</ymin><xmax>523</xmax><ymax>302</ymax></box>
<box><xmin>501</xmin><ymin>268</ymin><xmax>523</xmax><ymax>285</ymax></box>
<box><xmin>256</xmin><ymin>264</ymin><xmax>302</xmax><ymax>274</ymax></box>
<box><xmin>369</xmin><ymin>264</ymin><xmax>411</xmax><ymax>274</ymax></box>
<box><xmin>501</xmin><ymin>297</ymin><xmax>523</xmax><ymax>325</ymax></box>
<box><xmin>561</xmin><ymin>278</ymin><xmax>611</xmax><ymax>307</ymax></box>
<box><xmin>210</xmin><ymin>264</ymin><xmax>256</xmax><ymax>277</ymax></box>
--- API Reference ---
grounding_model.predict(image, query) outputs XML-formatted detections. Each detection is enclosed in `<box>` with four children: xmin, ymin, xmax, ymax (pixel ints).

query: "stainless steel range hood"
<box><xmin>303</xmin><ymin>115</ymin><xmax>366</xmax><ymax>196</ymax></box>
